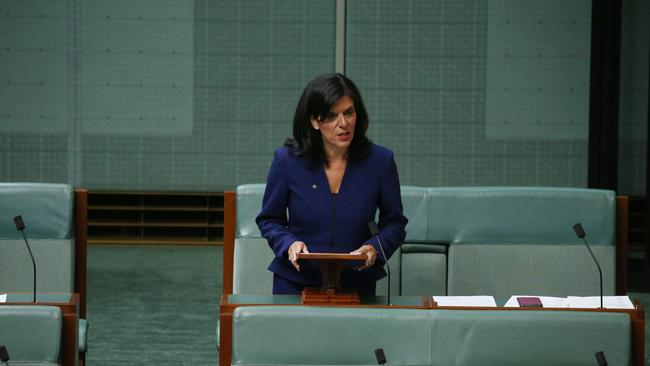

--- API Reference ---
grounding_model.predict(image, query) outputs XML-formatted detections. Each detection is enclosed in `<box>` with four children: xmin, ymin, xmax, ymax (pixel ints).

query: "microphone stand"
<box><xmin>14</xmin><ymin>216</ymin><xmax>36</xmax><ymax>303</ymax></box>
<box><xmin>573</xmin><ymin>223</ymin><xmax>603</xmax><ymax>309</ymax></box>
<box><xmin>368</xmin><ymin>221</ymin><xmax>391</xmax><ymax>306</ymax></box>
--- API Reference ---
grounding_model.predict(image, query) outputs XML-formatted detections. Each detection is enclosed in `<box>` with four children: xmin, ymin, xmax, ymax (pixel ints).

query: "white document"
<box><xmin>432</xmin><ymin>296</ymin><xmax>497</xmax><ymax>307</ymax></box>
<box><xmin>567</xmin><ymin>296</ymin><xmax>635</xmax><ymax>309</ymax></box>
<box><xmin>504</xmin><ymin>295</ymin><xmax>569</xmax><ymax>308</ymax></box>
<box><xmin>0</xmin><ymin>294</ymin><xmax>6</xmax><ymax>303</ymax></box>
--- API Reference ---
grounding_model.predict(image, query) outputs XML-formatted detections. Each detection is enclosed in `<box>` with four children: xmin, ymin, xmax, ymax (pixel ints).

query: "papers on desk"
<box><xmin>505</xmin><ymin>295</ymin><xmax>634</xmax><ymax>309</ymax></box>
<box><xmin>432</xmin><ymin>296</ymin><xmax>497</xmax><ymax>307</ymax></box>
<box><xmin>567</xmin><ymin>296</ymin><xmax>635</xmax><ymax>309</ymax></box>
<box><xmin>0</xmin><ymin>294</ymin><xmax>6</xmax><ymax>303</ymax></box>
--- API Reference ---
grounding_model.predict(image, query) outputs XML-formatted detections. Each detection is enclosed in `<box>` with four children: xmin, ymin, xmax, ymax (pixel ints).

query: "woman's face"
<box><xmin>311</xmin><ymin>95</ymin><xmax>356</xmax><ymax>156</ymax></box>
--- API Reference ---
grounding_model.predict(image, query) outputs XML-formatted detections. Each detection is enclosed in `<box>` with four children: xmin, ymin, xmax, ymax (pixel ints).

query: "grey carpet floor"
<box><xmin>86</xmin><ymin>245</ymin><xmax>650</xmax><ymax>365</ymax></box>
<box><xmin>86</xmin><ymin>245</ymin><xmax>222</xmax><ymax>365</ymax></box>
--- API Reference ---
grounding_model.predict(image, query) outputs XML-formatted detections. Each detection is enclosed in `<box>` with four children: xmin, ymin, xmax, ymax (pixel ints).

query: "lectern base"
<box><xmin>300</xmin><ymin>287</ymin><xmax>360</xmax><ymax>305</ymax></box>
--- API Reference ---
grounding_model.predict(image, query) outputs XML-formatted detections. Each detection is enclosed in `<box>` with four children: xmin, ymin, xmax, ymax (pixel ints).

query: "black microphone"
<box><xmin>0</xmin><ymin>345</ymin><xmax>9</xmax><ymax>364</ymax></box>
<box><xmin>13</xmin><ymin>216</ymin><xmax>37</xmax><ymax>303</ymax></box>
<box><xmin>368</xmin><ymin>221</ymin><xmax>391</xmax><ymax>306</ymax></box>
<box><xmin>572</xmin><ymin>223</ymin><xmax>603</xmax><ymax>309</ymax></box>
<box><xmin>595</xmin><ymin>351</ymin><xmax>607</xmax><ymax>366</ymax></box>
<box><xmin>374</xmin><ymin>348</ymin><xmax>386</xmax><ymax>365</ymax></box>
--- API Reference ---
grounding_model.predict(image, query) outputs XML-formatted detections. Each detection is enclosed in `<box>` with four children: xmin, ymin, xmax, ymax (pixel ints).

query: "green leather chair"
<box><xmin>414</xmin><ymin>187</ymin><xmax>623</xmax><ymax>297</ymax></box>
<box><xmin>224</xmin><ymin>185</ymin><xmax>626</xmax><ymax>298</ymax></box>
<box><xmin>0</xmin><ymin>183</ymin><xmax>88</xmax><ymax>364</ymax></box>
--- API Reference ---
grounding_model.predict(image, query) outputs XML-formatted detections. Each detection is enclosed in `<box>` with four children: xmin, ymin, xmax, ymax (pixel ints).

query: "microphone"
<box><xmin>572</xmin><ymin>223</ymin><xmax>603</xmax><ymax>309</ymax></box>
<box><xmin>13</xmin><ymin>216</ymin><xmax>37</xmax><ymax>303</ymax></box>
<box><xmin>374</xmin><ymin>348</ymin><xmax>386</xmax><ymax>365</ymax></box>
<box><xmin>0</xmin><ymin>345</ymin><xmax>9</xmax><ymax>364</ymax></box>
<box><xmin>368</xmin><ymin>221</ymin><xmax>391</xmax><ymax>306</ymax></box>
<box><xmin>595</xmin><ymin>351</ymin><xmax>607</xmax><ymax>366</ymax></box>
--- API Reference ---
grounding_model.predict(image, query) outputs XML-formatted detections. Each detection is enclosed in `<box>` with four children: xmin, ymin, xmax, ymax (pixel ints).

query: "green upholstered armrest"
<box><xmin>78</xmin><ymin>318</ymin><xmax>88</xmax><ymax>353</ymax></box>
<box><xmin>0</xmin><ymin>305</ymin><xmax>62</xmax><ymax>365</ymax></box>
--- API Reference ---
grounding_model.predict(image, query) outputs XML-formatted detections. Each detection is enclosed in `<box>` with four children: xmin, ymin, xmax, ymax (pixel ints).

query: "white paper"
<box><xmin>0</xmin><ymin>294</ymin><xmax>6</xmax><ymax>303</ymax></box>
<box><xmin>432</xmin><ymin>296</ymin><xmax>497</xmax><ymax>307</ymax></box>
<box><xmin>567</xmin><ymin>296</ymin><xmax>635</xmax><ymax>309</ymax></box>
<box><xmin>504</xmin><ymin>295</ymin><xmax>569</xmax><ymax>308</ymax></box>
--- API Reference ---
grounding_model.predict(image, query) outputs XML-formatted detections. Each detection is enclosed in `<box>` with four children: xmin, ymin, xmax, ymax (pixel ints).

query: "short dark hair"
<box><xmin>285</xmin><ymin>73</ymin><xmax>371</xmax><ymax>166</ymax></box>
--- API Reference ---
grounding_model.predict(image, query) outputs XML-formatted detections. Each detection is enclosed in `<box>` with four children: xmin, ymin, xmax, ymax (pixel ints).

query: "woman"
<box><xmin>256</xmin><ymin>73</ymin><xmax>407</xmax><ymax>295</ymax></box>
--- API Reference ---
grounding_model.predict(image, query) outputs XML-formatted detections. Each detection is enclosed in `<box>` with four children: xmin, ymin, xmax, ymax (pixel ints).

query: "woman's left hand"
<box><xmin>350</xmin><ymin>244</ymin><xmax>377</xmax><ymax>271</ymax></box>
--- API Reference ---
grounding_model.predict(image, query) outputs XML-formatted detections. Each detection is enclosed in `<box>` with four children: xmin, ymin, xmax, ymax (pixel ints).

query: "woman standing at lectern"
<box><xmin>256</xmin><ymin>73</ymin><xmax>407</xmax><ymax>295</ymax></box>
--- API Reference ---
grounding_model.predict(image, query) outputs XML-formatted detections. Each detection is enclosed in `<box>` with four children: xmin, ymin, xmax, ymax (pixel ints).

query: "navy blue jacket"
<box><xmin>256</xmin><ymin>143</ymin><xmax>408</xmax><ymax>286</ymax></box>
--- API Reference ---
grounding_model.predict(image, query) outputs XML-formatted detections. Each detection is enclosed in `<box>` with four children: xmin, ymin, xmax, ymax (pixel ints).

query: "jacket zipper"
<box><xmin>329</xmin><ymin>193</ymin><xmax>336</xmax><ymax>252</ymax></box>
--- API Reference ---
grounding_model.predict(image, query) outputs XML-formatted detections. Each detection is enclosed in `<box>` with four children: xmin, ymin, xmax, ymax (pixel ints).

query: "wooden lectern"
<box><xmin>297</xmin><ymin>253</ymin><xmax>366</xmax><ymax>305</ymax></box>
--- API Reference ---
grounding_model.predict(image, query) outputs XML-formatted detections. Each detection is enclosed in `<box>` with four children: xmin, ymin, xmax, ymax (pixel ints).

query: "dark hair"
<box><xmin>285</xmin><ymin>73</ymin><xmax>371</xmax><ymax>166</ymax></box>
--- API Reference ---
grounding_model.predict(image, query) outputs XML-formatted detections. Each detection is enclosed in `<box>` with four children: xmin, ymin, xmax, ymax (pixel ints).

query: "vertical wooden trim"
<box><xmin>223</xmin><ymin>191</ymin><xmax>236</xmax><ymax>295</ymax></box>
<box><xmin>74</xmin><ymin>188</ymin><xmax>88</xmax><ymax>318</ymax></box>
<box><xmin>615</xmin><ymin>195</ymin><xmax>628</xmax><ymax>295</ymax></box>
<box><xmin>629</xmin><ymin>300</ymin><xmax>645</xmax><ymax>366</ymax></box>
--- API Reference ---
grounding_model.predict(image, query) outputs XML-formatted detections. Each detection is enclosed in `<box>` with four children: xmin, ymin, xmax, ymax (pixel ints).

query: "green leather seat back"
<box><xmin>232</xmin><ymin>306</ymin><xmax>432</xmax><ymax>365</ymax></box>
<box><xmin>432</xmin><ymin>309</ymin><xmax>630</xmax><ymax>366</ymax></box>
<box><xmin>424</xmin><ymin>187</ymin><xmax>616</xmax><ymax>297</ymax></box>
<box><xmin>236</xmin><ymin>184</ymin><xmax>265</xmax><ymax>239</ymax></box>
<box><xmin>426</xmin><ymin>187</ymin><xmax>615</xmax><ymax>245</ymax></box>
<box><xmin>231</xmin><ymin>306</ymin><xmax>632</xmax><ymax>366</ymax></box>
<box><xmin>0</xmin><ymin>183</ymin><xmax>75</xmax><ymax>294</ymax></box>
<box><xmin>0</xmin><ymin>305</ymin><xmax>62</xmax><ymax>364</ymax></box>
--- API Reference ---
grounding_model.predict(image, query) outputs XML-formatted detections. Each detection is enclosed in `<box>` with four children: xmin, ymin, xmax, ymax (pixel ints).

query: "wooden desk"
<box><xmin>2</xmin><ymin>293</ymin><xmax>79</xmax><ymax>366</ymax></box>
<box><xmin>219</xmin><ymin>294</ymin><xmax>645</xmax><ymax>366</ymax></box>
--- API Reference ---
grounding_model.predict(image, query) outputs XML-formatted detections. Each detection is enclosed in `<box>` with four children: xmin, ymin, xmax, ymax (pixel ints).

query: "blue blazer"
<box><xmin>256</xmin><ymin>143</ymin><xmax>408</xmax><ymax>286</ymax></box>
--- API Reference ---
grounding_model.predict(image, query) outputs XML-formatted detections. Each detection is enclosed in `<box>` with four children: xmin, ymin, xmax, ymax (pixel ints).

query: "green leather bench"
<box><xmin>231</xmin><ymin>305</ymin><xmax>632</xmax><ymax>366</ymax></box>
<box><xmin>400</xmin><ymin>186</ymin><xmax>626</xmax><ymax>297</ymax></box>
<box><xmin>0</xmin><ymin>183</ymin><xmax>88</xmax><ymax>364</ymax></box>
<box><xmin>223</xmin><ymin>185</ymin><xmax>627</xmax><ymax>298</ymax></box>
<box><xmin>0</xmin><ymin>305</ymin><xmax>63</xmax><ymax>366</ymax></box>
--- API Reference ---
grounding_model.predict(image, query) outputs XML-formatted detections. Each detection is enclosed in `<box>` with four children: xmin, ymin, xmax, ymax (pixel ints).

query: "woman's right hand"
<box><xmin>287</xmin><ymin>241</ymin><xmax>309</xmax><ymax>271</ymax></box>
